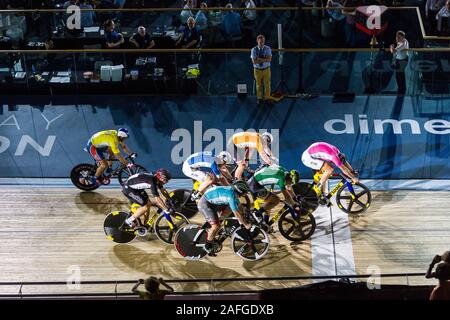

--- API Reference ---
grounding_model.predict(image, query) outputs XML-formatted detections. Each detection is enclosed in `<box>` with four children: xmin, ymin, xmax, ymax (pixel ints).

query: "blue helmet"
<box><xmin>117</xmin><ymin>128</ymin><xmax>129</xmax><ymax>139</ymax></box>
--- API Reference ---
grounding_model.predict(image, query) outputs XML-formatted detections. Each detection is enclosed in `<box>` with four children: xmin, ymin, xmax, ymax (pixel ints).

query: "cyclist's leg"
<box><xmin>89</xmin><ymin>144</ymin><xmax>108</xmax><ymax>180</ymax></box>
<box><xmin>198</xmin><ymin>196</ymin><xmax>220</xmax><ymax>254</ymax></box>
<box><xmin>318</xmin><ymin>162</ymin><xmax>334</xmax><ymax>193</ymax></box>
<box><xmin>122</xmin><ymin>187</ymin><xmax>150</xmax><ymax>226</ymax></box>
<box><xmin>234</xmin><ymin>145</ymin><xmax>248</xmax><ymax>180</ymax></box>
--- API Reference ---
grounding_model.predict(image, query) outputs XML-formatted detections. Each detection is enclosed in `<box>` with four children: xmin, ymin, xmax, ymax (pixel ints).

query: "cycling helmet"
<box><xmin>216</xmin><ymin>151</ymin><xmax>232</xmax><ymax>165</ymax></box>
<box><xmin>117</xmin><ymin>128</ymin><xmax>129</xmax><ymax>139</ymax></box>
<box><xmin>261</xmin><ymin>132</ymin><xmax>273</xmax><ymax>144</ymax></box>
<box><xmin>155</xmin><ymin>168</ymin><xmax>171</xmax><ymax>183</ymax></box>
<box><xmin>288</xmin><ymin>169</ymin><xmax>300</xmax><ymax>185</ymax></box>
<box><xmin>232</xmin><ymin>181</ymin><xmax>250</xmax><ymax>196</ymax></box>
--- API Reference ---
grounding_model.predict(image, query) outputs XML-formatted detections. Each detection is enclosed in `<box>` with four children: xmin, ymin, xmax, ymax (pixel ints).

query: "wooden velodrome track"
<box><xmin>0</xmin><ymin>183</ymin><xmax>448</xmax><ymax>295</ymax></box>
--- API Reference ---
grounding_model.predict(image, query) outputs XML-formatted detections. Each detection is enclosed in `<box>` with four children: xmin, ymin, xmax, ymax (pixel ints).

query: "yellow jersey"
<box><xmin>90</xmin><ymin>130</ymin><xmax>121</xmax><ymax>154</ymax></box>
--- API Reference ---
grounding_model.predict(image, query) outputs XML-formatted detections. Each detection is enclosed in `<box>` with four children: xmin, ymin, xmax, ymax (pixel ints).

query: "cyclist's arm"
<box><xmin>120</xmin><ymin>142</ymin><xmax>132</xmax><ymax>156</ymax></box>
<box><xmin>158</xmin><ymin>187</ymin><xmax>172</xmax><ymax>203</ymax></box>
<box><xmin>339</xmin><ymin>163</ymin><xmax>358</xmax><ymax>182</ymax></box>
<box><xmin>154</xmin><ymin>195</ymin><xmax>169</xmax><ymax>212</ymax></box>
<box><xmin>218</xmin><ymin>166</ymin><xmax>233</xmax><ymax>183</ymax></box>
<box><xmin>132</xmin><ymin>280</ymin><xmax>142</xmax><ymax>293</ymax></box>
<box><xmin>232</xmin><ymin>207</ymin><xmax>251</xmax><ymax>229</ymax></box>
<box><xmin>281</xmin><ymin>189</ymin><xmax>296</xmax><ymax>207</ymax></box>
<box><xmin>116</xmin><ymin>153</ymin><xmax>129</xmax><ymax>165</ymax></box>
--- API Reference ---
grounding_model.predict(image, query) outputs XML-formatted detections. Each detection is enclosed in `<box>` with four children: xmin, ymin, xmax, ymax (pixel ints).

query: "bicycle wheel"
<box><xmin>170</xmin><ymin>189</ymin><xmax>199</xmax><ymax>219</ymax></box>
<box><xmin>154</xmin><ymin>211</ymin><xmax>190</xmax><ymax>244</ymax></box>
<box><xmin>292</xmin><ymin>182</ymin><xmax>319</xmax><ymax>214</ymax></box>
<box><xmin>117</xmin><ymin>164</ymin><xmax>148</xmax><ymax>186</ymax></box>
<box><xmin>70</xmin><ymin>163</ymin><xmax>99</xmax><ymax>191</ymax></box>
<box><xmin>336</xmin><ymin>182</ymin><xmax>372</xmax><ymax>214</ymax></box>
<box><xmin>278</xmin><ymin>209</ymin><xmax>316</xmax><ymax>242</ymax></box>
<box><xmin>103</xmin><ymin>211</ymin><xmax>136</xmax><ymax>243</ymax></box>
<box><xmin>231</xmin><ymin>225</ymin><xmax>270</xmax><ymax>261</ymax></box>
<box><xmin>174</xmin><ymin>224</ymin><xmax>208</xmax><ymax>260</ymax></box>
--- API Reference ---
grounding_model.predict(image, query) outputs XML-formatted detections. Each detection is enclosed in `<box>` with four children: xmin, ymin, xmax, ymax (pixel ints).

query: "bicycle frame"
<box><xmin>314</xmin><ymin>171</ymin><xmax>357</xmax><ymax>199</ymax></box>
<box><xmin>130</xmin><ymin>203</ymin><xmax>175</xmax><ymax>230</ymax></box>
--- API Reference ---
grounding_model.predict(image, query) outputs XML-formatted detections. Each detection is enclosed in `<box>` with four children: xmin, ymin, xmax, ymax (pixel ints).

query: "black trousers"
<box><xmin>395</xmin><ymin>57</ymin><xmax>408</xmax><ymax>94</ymax></box>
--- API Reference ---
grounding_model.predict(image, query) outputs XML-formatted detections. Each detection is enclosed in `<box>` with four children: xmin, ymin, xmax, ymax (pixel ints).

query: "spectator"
<box><xmin>79</xmin><ymin>0</ymin><xmax>95</xmax><ymax>28</ymax></box>
<box><xmin>342</xmin><ymin>0</ymin><xmax>356</xmax><ymax>47</ymax></box>
<box><xmin>114</xmin><ymin>0</ymin><xmax>126</xmax><ymax>9</ymax></box>
<box><xmin>132</xmin><ymin>277</ymin><xmax>174</xmax><ymax>300</ymax></box>
<box><xmin>390</xmin><ymin>30</ymin><xmax>409</xmax><ymax>95</ymax></box>
<box><xmin>250</xmin><ymin>34</ymin><xmax>272</xmax><ymax>107</ymax></box>
<box><xmin>129</xmin><ymin>26</ymin><xmax>155</xmax><ymax>49</ymax></box>
<box><xmin>180</xmin><ymin>0</ymin><xmax>195</xmax><ymax>24</ymax></box>
<box><xmin>222</xmin><ymin>3</ymin><xmax>242</xmax><ymax>40</ymax></box>
<box><xmin>195</xmin><ymin>2</ymin><xmax>208</xmax><ymax>32</ymax></box>
<box><xmin>176</xmin><ymin>17</ymin><xmax>200</xmax><ymax>49</ymax></box>
<box><xmin>241</xmin><ymin>0</ymin><xmax>257</xmax><ymax>24</ymax></box>
<box><xmin>63</xmin><ymin>0</ymin><xmax>78</xmax><ymax>9</ymax></box>
<box><xmin>104</xmin><ymin>19</ymin><xmax>124</xmax><ymax>48</ymax></box>
<box><xmin>426</xmin><ymin>0</ymin><xmax>446</xmax><ymax>34</ymax></box>
<box><xmin>426</xmin><ymin>252</ymin><xmax>450</xmax><ymax>300</ymax></box>
<box><xmin>326</xmin><ymin>0</ymin><xmax>346</xmax><ymax>42</ymax></box>
<box><xmin>436</xmin><ymin>0</ymin><xmax>450</xmax><ymax>34</ymax></box>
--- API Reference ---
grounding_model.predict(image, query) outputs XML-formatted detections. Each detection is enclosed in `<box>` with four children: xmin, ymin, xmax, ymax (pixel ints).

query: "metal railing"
<box><xmin>0</xmin><ymin>273</ymin><xmax>431</xmax><ymax>299</ymax></box>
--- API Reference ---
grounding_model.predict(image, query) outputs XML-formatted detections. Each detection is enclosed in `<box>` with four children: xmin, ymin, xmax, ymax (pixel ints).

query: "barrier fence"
<box><xmin>0</xmin><ymin>273</ymin><xmax>432</xmax><ymax>299</ymax></box>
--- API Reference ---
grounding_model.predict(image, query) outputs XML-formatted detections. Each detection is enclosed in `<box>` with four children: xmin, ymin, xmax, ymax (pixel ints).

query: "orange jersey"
<box><xmin>232</xmin><ymin>132</ymin><xmax>265</xmax><ymax>155</ymax></box>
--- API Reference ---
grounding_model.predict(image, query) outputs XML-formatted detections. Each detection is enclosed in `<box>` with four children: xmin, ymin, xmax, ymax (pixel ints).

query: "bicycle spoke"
<box><xmin>340</xmin><ymin>195</ymin><xmax>351</xmax><ymax>200</ymax></box>
<box><xmin>285</xmin><ymin>224</ymin><xmax>296</xmax><ymax>236</ymax></box>
<box><xmin>356</xmin><ymin>189</ymin><xmax>368</xmax><ymax>198</ymax></box>
<box><xmin>347</xmin><ymin>199</ymin><xmax>354</xmax><ymax>212</ymax></box>
<box><xmin>168</xmin><ymin>231</ymin><xmax>173</xmax><ymax>242</ymax></box>
<box><xmin>354</xmin><ymin>198</ymin><xmax>366</xmax><ymax>209</ymax></box>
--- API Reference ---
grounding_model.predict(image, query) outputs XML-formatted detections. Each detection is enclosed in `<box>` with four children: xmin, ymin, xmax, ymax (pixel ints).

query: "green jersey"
<box><xmin>253</xmin><ymin>165</ymin><xmax>288</xmax><ymax>190</ymax></box>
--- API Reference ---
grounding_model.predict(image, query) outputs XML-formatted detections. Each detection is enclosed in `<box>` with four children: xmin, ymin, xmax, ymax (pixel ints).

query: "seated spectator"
<box><xmin>241</xmin><ymin>0</ymin><xmax>257</xmax><ymax>24</ymax></box>
<box><xmin>426</xmin><ymin>0</ymin><xmax>446</xmax><ymax>34</ymax></box>
<box><xmin>104</xmin><ymin>19</ymin><xmax>124</xmax><ymax>48</ymax></box>
<box><xmin>79</xmin><ymin>0</ymin><xmax>95</xmax><ymax>28</ymax></box>
<box><xmin>176</xmin><ymin>17</ymin><xmax>200</xmax><ymax>49</ymax></box>
<box><xmin>180</xmin><ymin>0</ymin><xmax>195</xmax><ymax>24</ymax></box>
<box><xmin>195</xmin><ymin>2</ymin><xmax>208</xmax><ymax>32</ymax></box>
<box><xmin>132</xmin><ymin>277</ymin><xmax>174</xmax><ymax>300</ymax></box>
<box><xmin>326</xmin><ymin>0</ymin><xmax>346</xmax><ymax>22</ymax></box>
<box><xmin>426</xmin><ymin>252</ymin><xmax>450</xmax><ymax>300</ymax></box>
<box><xmin>129</xmin><ymin>26</ymin><xmax>155</xmax><ymax>49</ymax></box>
<box><xmin>63</xmin><ymin>0</ymin><xmax>79</xmax><ymax>9</ymax></box>
<box><xmin>436</xmin><ymin>0</ymin><xmax>450</xmax><ymax>33</ymax></box>
<box><xmin>222</xmin><ymin>3</ymin><xmax>242</xmax><ymax>39</ymax></box>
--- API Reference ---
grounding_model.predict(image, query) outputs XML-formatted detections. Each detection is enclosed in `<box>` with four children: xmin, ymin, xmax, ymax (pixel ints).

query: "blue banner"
<box><xmin>0</xmin><ymin>95</ymin><xmax>449</xmax><ymax>179</ymax></box>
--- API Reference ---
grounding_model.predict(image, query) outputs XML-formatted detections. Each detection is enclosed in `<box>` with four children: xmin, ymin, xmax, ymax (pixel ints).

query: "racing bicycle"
<box><xmin>71</xmin><ymin>153</ymin><xmax>147</xmax><ymax>191</ymax></box>
<box><xmin>103</xmin><ymin>203</ymin><xmax>190</xmax><ymax>244</ymax></box>
<box><xmin>174</xmin><ymin>217</ymin><xmax>270</xmax><ymax>261</ymax></box>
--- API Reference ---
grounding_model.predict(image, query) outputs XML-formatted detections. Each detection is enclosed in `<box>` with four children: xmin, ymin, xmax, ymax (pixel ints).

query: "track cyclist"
<box><xmin>86</xmin><ymin>128</ymin><xmax>134</xmax><ymax>185</ymax></box>
<box><xmin>228</xmin><ymin>131</ymin><xmax>278</xmax><ymax>181</ymax></box>
<box><xmin>182</xmin><ymin>151</ymin><xmax>234</xmax><ymax>200</ymax></box>
<box><xmin>247</xmin><ymin>164</ymin><xmax>301</xmax><ymax>225</ymax></box>
<box><xmin>198</xmin><ymin>181</ymin><xmax>253</xmax><ymax>256</ymax></box>
<box><xmin>301</xmin><ymin>142</ymin><xmax>359</xmax><ymax>205</ymax></box>
<box><xmin>120</xmin><ymin>169</ymin><xmax>173</xmax><ymax>229</ymax></box>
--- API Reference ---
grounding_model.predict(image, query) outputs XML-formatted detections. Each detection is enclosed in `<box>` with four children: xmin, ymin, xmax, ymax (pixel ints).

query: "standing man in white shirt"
<box><xmin>390</xmin><ymin>30</ymin><xmax>409</xmax><ymax>95</ymax></box>
<box><xmin>251</xmin><ymin>34</ymin><xmax>273</xmax><ymax>107</ymax></box>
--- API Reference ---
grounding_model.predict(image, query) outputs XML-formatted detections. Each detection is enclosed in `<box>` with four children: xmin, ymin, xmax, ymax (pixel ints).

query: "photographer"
<box><xmin>132</xmin><ymin>276</ymin><xmax>174</xmax><ymax>300</ymax></box>
<box><xmin>426</xmin><ymin>251</ymin><xmax>450</xmax><ymax>300</ymax></box>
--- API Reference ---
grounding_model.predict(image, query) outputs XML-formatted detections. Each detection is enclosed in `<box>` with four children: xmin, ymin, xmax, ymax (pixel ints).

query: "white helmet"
<box><xmin>216</xmin><ymin>151</ymin><xmax>232</xmax><ymax>164</ymax></box>
<box><xmin>117</xmin><ymin>127</ymin><xmax>129</xmax><ymax>139</ymax></box>
<box><xmin>261</xmin><ymin>132</ymin><xmax>273</xmax><ymax>143</ymax></box>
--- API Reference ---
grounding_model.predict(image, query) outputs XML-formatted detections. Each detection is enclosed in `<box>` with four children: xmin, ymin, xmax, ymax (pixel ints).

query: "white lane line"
<box><xmin>329</xmin><ymin>182</ymin><xmax>356</xmax><ymax>276</ymax></box>
<box><xmin>311</xmin><ymin>183</ymin><xmax>336</xmax><ymax>281</ymax></box>
<box><xmin>311</xmin><ymin>181</ymin><xmax>356</xmax><ymax>281</ymax></box>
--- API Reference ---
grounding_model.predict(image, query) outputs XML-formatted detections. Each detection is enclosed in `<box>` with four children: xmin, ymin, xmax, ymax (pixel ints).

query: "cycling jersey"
<box><xmin>203</xmin><ymin>186</ymin><xmax>240</xmax><ymax>212</ymax></box>
<box><xmin>232</xmin><ymin>131</ymin><xmax>265</xmax><ymax>155</ymax></box>
<box><xmin>306</xmin><ymin>142</ymin><xmax>343</xmax><ymax>168</ymax></box>
<box><xmin>89</xmin><ymin>130</ymin><xmax>122</xmax><ymax>155</ymax></box>
<box><xmin>124</xmin><ymin>172</ymin><xmax>161</xmax><ymax>197</ymax></box>
<box><xmin>184</xmin><ymin>151</ymin><xmax>221</xmax><ymax>177</ymax></box>
<box><xmin>252</xmin><ymin>165</ymin><xmax>288</xmax><ymax>191</ymax></box>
